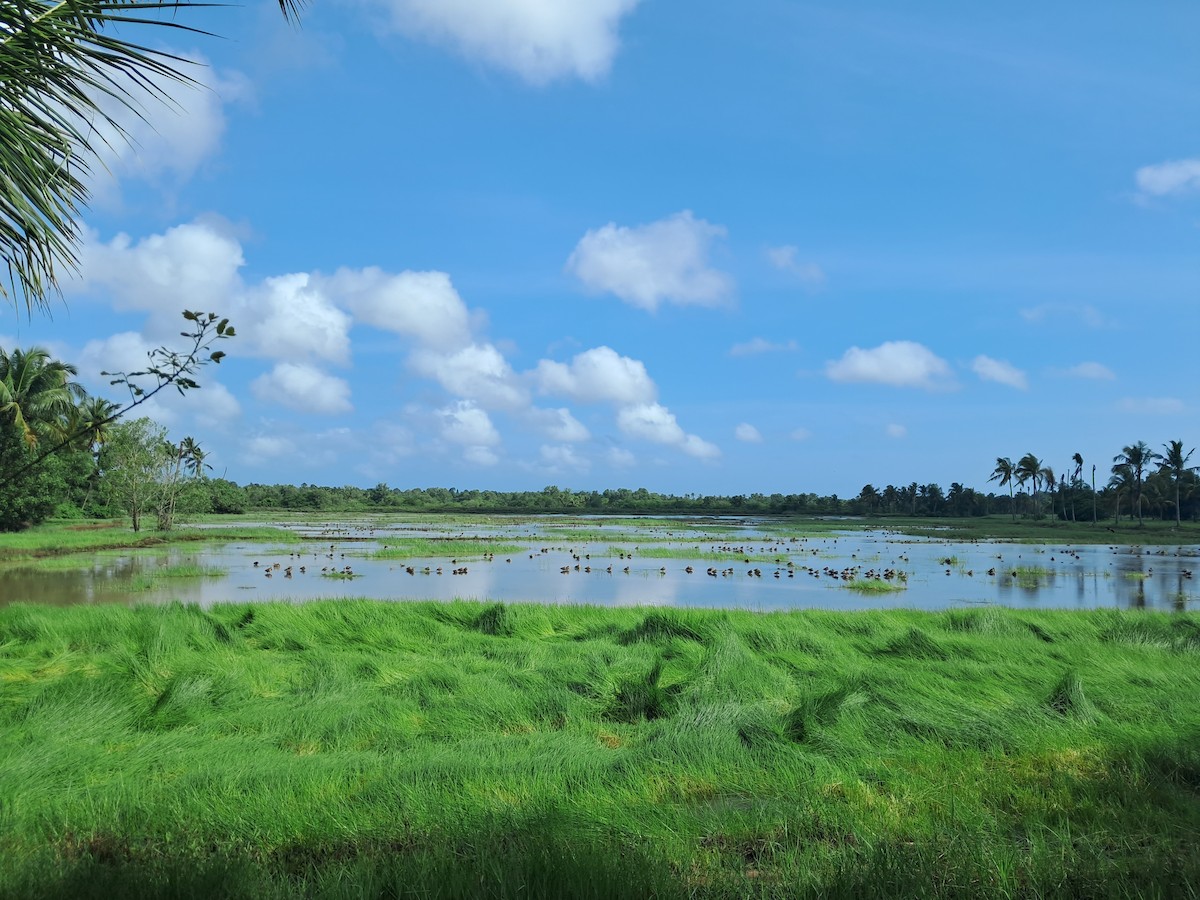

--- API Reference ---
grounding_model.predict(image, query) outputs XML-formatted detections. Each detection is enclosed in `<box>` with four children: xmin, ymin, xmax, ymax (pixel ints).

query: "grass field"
<box><xmin>1</xmin><ymin>600</ymin><xmax>1197</xmax><ymax>898</ymax></box>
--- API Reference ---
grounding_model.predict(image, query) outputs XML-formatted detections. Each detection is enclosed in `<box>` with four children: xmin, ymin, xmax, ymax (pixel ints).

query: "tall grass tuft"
<box><xmin>1046</xmin><ymin>670</ymin><xmax>1096</xmax><ymax>721</ymax></box>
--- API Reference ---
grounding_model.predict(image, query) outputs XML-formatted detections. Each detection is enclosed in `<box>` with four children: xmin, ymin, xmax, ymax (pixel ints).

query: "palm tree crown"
<box><xmin>0</xmin><ymin>346</ymin><xmax>85</xmax><ymax>446</ymax></box>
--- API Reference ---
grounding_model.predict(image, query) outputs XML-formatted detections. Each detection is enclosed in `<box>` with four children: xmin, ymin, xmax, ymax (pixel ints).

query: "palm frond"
<box><xmin>0</xmin><ymin>0</ymin><xmax>224</xmax><ymax>314</ymax></box>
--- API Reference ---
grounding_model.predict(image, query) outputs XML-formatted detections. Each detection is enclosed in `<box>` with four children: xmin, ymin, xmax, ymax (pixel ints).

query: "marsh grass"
<box><xmin>841</xmin><ymin>578</ymin><xmax>905</xmax><ymax>594</ymax></box>
<box><xmin>0</xmin><ymin>523</ymin><xmax>301</xmax><ymax>562</ymax></box>
<box><xmin>0</xmin><ymin>601</ymin><xmax>1197</xmax><ymax>898</ymax></box>
<box><xmin>128</xmin><ymin>564</ymin><xmax>227</xmax><ymax>592</ymax></box>
<box><xmin>371</xmin><ymin>539</ymin><xmax>526</xmax><ymax>560</ymax></box>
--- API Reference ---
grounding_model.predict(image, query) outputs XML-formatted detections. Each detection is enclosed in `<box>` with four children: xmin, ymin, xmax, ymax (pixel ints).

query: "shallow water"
<box><xmin>2</xmin><ymin>518</ymin><xmax>1197</xmax><ymax>611</ymax></box>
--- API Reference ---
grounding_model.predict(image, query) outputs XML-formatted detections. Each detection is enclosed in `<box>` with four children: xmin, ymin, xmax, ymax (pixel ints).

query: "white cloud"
<box><xmin>328</xmin><ymin>268</ymin><xmax>472</xmax><ymax>351</ymax></box>
<box><xmin>239</xmin><ymin>273</ymin><xmax>352</xmax><ymax>364</ymax></box>
<box><xmin>566</xmin><ymin>210</ymin><xmax>734</xmax><ymax>311</ymax></box>
<box><xmin>1135</xmin><ymin>157</ymin><xmax>1200</xmax><ymax>197</ymax></box>
<box><xmin>368</xmin><ymin>0</ymin><xmax>640</xmax><ymax>84</ymax></box>
<box><xmin>525</xmin><ymin>407</ymin><xmax>590</xmax><ymax>442</ymax></box>
<box><xmin>734</xmin><ymin>422</ymin><xmax>762</xmax><ymax>443</ymax></box>
<box><xmin>437</xmin><ymin>401</ymin><xmax>500</xmax><ymax>446</ymax></box>
<box><xmin>539</xmin><ymin>444</ymin><xmax>590</xmax><ymax>473</ymax></box>
<box><xmin>535</xmin><ymin>346</ymin><xmax>657</xmax><ymax>405</ymax></box>
<box><xmin>765</xmin><ymin>245</ymin><xmax>826</xmax><ymax>285</ymax></box>
<box><xmin>82</xmin><ymin>55</ymin><xmax>251</xmax><ymax>201</ymax></box>
<box><xmin>411</xmin><ymin>342</ymin><xmax>528</xmax><ymax>410</ymax></box>
<box><xmin>463</xmin><ymin>445</ymin><xmax>500</xmax><ymax>466</ymax></box>
<box><xmin>1117</xmin><ymin>397</ymin><xmax>1186</xmax><ymax>415</ymax></box>
<box><xmin>729</xmin><ymin>337</ymin><xmax>799</xmax><ymax>357</ymax></box>
<box><xmin>76</xmin><ymin>222</ymin><xmax>245</xmax><ymax>323</ymax></box>
<box><xmin>1066</xmin><ymin>361</ymin><xmax>1116</xmax><ymax>380</ymax></box>
<box><xmin>251</xmin><ymin>362</ymin><xmax>353</xmax><ymax>415</ymax></box>
<box><xmin>790</xmin><ymin>427</ymin><xmax>812</xmax><ymax>442</ymax></box>
<box><xmin>616</xmin><ymin>402</ymin><xmax>719</xmax><ymax>459</ymax></box>
<box><xmin>1019</xmin><ymin>303</ymin><xmax>1113</xmax><ymax>329</ymax></box>
<box><xmin>606</xmin><ymin>447</ymin><xmax>636</xmax><ymax>468</ymax></box>
<box><xmin>971</xmin><ymin>355</ymin><xmax>1028</xmax><ymax>390</ymax></box>
<box><xmin>826</xmin><ymin>341</ymin><xmax>952</xmax><ymax>390</ymax></box>
<box><xmin>242</xmin><ymin>435</ymin><xmax>295</xmax><ymax>463</ymax></box>
<box><xmin>885</xmin><ymin>423</ymin><xmax>907</xmax><ymax>439</ymax></box>
<box><xmin>186</xmin><ymin>381</ymin><xmax>242</xmax><ymax>430</ymax></box>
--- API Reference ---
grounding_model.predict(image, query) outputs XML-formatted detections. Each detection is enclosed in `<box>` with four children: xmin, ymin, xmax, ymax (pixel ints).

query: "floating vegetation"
<box><xmin>841</xmin><ymin>578</ymin><xmax>906</xmax><ymax>594</ymax></box>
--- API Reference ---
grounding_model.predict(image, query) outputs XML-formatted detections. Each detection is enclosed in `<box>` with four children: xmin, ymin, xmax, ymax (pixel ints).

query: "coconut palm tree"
<box><xmin>989</xmin><ymin>457</ymin><xmax>1017</xmax><ymax>522</ymax></box>
<box><xmin>1</xmin><ymin>0</ymin><xmax>300</xmax><ymax>314</ymax></box>
<box><xmin>1158</xmin><ymin>440</ymin><xmax>1198</xmax><ymax>527</ymax></box>
<box><xmin>1015</xmin><ymin>452</ymin><xmax>1042</xmax><ymax>517</ymax></box>
<box><xmin>67</xmin><ymin>395</ymin><xmax>121</xmax><ymax>509</ymax></box>
<box><xmin>1113</xmin><ymin>442</ymin><xmax>1158</xmax><ymax>527</ymax></box>
<box><xmin>0</xmin><ymin>346</ymin><xmax>85</xmax><ymax>447</ymax></box>
<box><xmin>1107</xmin><ymin>465</ymin><xmax>1132</xmax><ymax>524</ymax></box>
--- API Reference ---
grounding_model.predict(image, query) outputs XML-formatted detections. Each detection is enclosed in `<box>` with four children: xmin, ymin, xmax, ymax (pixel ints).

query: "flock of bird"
<box><xmin>240</xmin><ymin>531</ymin><xmax>1195</xmax><ymax>594</ymax></box>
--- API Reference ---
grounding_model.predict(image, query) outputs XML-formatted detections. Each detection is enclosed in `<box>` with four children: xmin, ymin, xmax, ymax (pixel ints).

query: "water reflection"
<box><xmin>1</xmin><ymin>521</ymin><xmax>1196</xmax><ymax>612</ymax></box>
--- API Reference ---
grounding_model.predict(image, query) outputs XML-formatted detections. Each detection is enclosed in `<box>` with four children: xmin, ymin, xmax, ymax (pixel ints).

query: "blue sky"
<box><xmin>4</xmin><ymin>1</ymin><xmax>1199</xmax><ymax>495</ymax></box>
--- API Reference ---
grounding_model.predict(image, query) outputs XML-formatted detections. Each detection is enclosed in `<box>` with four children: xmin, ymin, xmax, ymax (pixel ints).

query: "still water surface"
<box><xmin>2</xmin><ymin>518</ymin><xmax>1196</xmax><ymax>611</ymax></box>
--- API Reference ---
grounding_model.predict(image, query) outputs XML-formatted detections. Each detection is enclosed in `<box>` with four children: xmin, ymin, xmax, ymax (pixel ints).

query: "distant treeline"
<box><xmin>185</xmin><ymin>477</ymin><xmax>1197</xmax><ymax>522</ymax></box>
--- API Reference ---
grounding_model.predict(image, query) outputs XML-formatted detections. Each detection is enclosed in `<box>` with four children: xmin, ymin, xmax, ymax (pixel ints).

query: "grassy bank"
<box><xmin>1</xmin><ymin>601</ymin><xmax>1198</xmax><ymax>898</ymax></box>
<box><xmin>0</xmin><ymin>521</ymin><xmax>301</xmax><ymax>562</ymax></box>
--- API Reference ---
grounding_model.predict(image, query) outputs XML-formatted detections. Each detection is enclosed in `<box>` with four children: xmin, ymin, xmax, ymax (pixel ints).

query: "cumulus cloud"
<box><xmin>463</xmin><ymin>445</ymin><xmax>499</xmax><ymax>466</ymax></box>
<box><xmin>1117</xmin><ymin>397</ymin><xmax>1185</xmax><ymax>415</ymax></box>
<box><xmin>525</xmin><ymin>407</ymin><xmax>590</xmax><ymax>442</ymax></box>
<box><xmin>1066</xmin><ymin>361</ymin><xmax>1115</xmax><ymax>380</ymax></box>
<box><xmin>77</xmin><ymin>221</ymin><xmax>245</xmax><ymax>322</ymax></box>
<box><xmin>616</xmin><ymin>403</ymin><xmax>720</xmax><ymax>459</ymax></box>
<box><xmin>242</xmin><ymin>435</ymin><xmax>295</xmax><ymax>463</ymax></box>
<box><xmin>327</xmin><ymin>268</ymin><xmax>472</xmax><ymax>351</ymax></box>
<box><xmin>239</xmin><ymin>273</ymin><xmax>352</xmax><ymax>364</ymax></box>
<box><xmin>765</xmin><ymin>245</ymin><xmax>826</xmax><ymax>285</ymax></box>
<box><xmin>437</xmin><ymin>401</ymin><xmax>500</xmax><ymax>447</ymax></box>
<box><xmin>1135</xmin><ymin>157</ymin><xmax>1200</xmax><ymax>196</ymax></box>
<box><xmin>729</xmin><ymin>337</ymin><xmax>798</xmax><ymax>357</ymax></box>
<box><xmin>411</xmin><ymin>342</ymin><xmax>528</xmax><ymax>410</ymax></box>
<box><xmin>790</xmin><ymin>427</ymin><xmax>812</xmax><ymax>442</ymax></box>
<box><xmin>539</xmin><ymin>444</ymin><xmax>589</xmax><ymax>473</ymax></box>
<box><xmin>251</xmin><ymin>362</ymin><xmax>353</xmax><ymax>415</ymax></box>
<box><xmin>535</xmin><ymin>346</ymin><xmax>656</xmax><ymax>405</ymax></box>
<box><xmin>606</xmin><ymin>446</ymin><xmax>636</xmax><ymax>468</ymax></box>
<box><xmin>886</xmin><ymin>423</ymin><xmax>907</xmax><ymax>439</ymax></box>
<box><xmin>367</xmin><ymin>0</ymin><xmax>640</xmax><ymax>84</ymax></box>
<box><xmin>971</xmin><ymin>355</ymin><xmax>1028</xmax><ymax>390</ymax></box>
<box><xmin>734</xmin><ymin>422</ymin><xmax>762</xmax><ymax>443</ymax></box>
<box><xmin>826</xmin><ymin>341</ymin><xmax>952</xmax><ymax>390</ymax></box>
<box><xmin>566</xmin><ymin>210</ymin><xmax>734</xmax><ymax>311</ymax></box>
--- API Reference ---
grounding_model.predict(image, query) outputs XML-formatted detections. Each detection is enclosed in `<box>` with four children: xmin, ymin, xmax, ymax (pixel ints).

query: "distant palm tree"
<box><xmin>178</xmin><ymin>436</ymin><xmax>210</xmax><ymax>478</ymax></box>
<box><xmin>989</xmin><ymin>457</ymin><xmax>1016</xmax><ymax>522</ymax></box>
<box><xmin>1158</xmin><ymin>440</ymin><xmax>1198</xmax><ymax>527</ymax></box>
<box><xmin>68</xmin><ymin>396</ymin><xmax>121</xmax><ymax>509</ymax></box>
<box><xmin>1016</xmin><ymin>452</ymin><xmax>1042</xmax><ymax>517</ymax></box>
<box><xmin>1108</xmin><ymin>465</ymin><xmax>1132</xmax><ymax>524</ymax></box>
<box><xmin>1113</xmin><ymin>442</ymin><xmax>1158</xmax><ymax>527</ymax></box>
<box><xmin>0</xmin><ymin>347</ymin><xmax>85</xmax><ymax>447</ymax></box>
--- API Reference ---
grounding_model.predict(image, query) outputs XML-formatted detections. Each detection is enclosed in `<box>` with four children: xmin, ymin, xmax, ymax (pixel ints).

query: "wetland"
<box><xmin>1</xmin><ymin>515</ymin><xmax>1196</xmax><ymax>611</ymax></box>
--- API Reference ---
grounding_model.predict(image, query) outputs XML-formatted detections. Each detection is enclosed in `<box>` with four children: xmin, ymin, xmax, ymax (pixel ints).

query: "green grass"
<box><xmin>1125</xmin><ymin>571</ymin><xmax>1151</xmax><ymax>581</ymax></box>
<box><xmin>0</xmin><ymin>521</ymin><xmax>301</xmax><ymax>562</ymax></box>
<box><xmin>371</xmin><ymin>539</ymin><xmax>526</xmax><ymax>560</ymax></box>
<box><xmin>841</xmin><ymin>578</ymin><xmax>906</xmax><ymax>594</ymax></box>
<box><xmin>128</xmin><ymin>564</ymin><xmax>227</xmax><ymax>592</ymax></box>
<box><xmin>0</xmin><ymin>601</ymin><xmax>1197</xmax><ymax>898</ymax></box>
